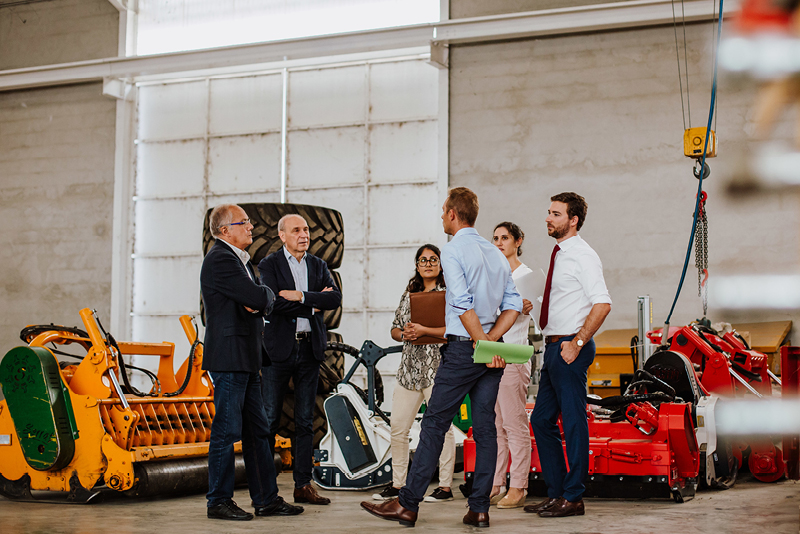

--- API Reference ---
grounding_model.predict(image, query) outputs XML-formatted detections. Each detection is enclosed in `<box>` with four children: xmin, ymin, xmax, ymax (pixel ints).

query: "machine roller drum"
<box><xmin>124</xmin><ymin>456</ymin><xmax>247</xmax><ymax>498</ymax></box>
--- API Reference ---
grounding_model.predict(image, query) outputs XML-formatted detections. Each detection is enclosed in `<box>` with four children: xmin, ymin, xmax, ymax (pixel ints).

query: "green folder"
<box><xmin>472</xmin><ymin>340</ymin><xmax>533</xmax><ymax>364</ymax></box>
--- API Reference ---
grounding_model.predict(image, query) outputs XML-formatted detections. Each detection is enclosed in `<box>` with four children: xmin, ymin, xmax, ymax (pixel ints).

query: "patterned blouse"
<box><xmin>392</xmin><ymin>286</ymin><xmax>446</xmax><ymax>391</ymax></box>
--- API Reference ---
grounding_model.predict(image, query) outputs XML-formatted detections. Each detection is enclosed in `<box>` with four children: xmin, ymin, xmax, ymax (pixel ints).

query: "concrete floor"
<box><xmin>0</xmin><ymin>474</ymin><xmax>798</xmax><ymax>534</ymax></box>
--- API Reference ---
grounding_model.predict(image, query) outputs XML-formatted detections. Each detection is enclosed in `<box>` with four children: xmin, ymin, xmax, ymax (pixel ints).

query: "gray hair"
<box><xmin>209</xmin><ymin>204</ymin><xmax>239</xmax><ymax>237</ymax></box>
<box><xmin>278</xmin><ymin>214</ymin><xmax>307</xmax><ymax>233</ymax></box>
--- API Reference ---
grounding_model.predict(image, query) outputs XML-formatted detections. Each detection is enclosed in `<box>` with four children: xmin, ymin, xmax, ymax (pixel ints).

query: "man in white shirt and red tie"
<box><xmin>526</xmin><ymin>192</ymin><xmax>611</xmax><ymax>518</ymax></box>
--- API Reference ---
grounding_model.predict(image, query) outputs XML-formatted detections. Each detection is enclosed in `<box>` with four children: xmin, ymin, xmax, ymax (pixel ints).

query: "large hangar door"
<box><xmin>130</xmin><ymin>59</ymin><xmax>441</xmax><ymax>403</ymax></box>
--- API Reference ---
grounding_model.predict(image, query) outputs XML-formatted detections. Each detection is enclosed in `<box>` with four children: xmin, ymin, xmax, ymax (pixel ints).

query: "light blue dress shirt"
<box><xmin>283</xmin><ymin>246</ymin><xmax>311</xmax><ymax>333</ymax></box>
<box><xmin>441</xmin><ymin>227</ymin><xmax>523</xmax><ymax>338</ymax></box>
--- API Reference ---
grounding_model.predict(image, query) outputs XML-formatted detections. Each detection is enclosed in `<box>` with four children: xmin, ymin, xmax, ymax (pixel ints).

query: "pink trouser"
<box><xmin>493</xmin><ymin>361</ymin><xmax>532</xmax><ymax>488</ymax></box>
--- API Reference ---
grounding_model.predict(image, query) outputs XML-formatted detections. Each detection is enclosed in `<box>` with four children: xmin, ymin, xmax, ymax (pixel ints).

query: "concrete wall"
<box><xmin>0</xmin><ymin>0</ymin><xmax>118</xmax><ymax>70</ymax></box>
<box><xmin>449</xmin><ymin>23</ymin><xmax>799</xmax><ymax>341</ymax></box>
<box><xmin>0</xmin><ymin>0</ymin><xmax>118</xmax><ymax>356</ymax></box>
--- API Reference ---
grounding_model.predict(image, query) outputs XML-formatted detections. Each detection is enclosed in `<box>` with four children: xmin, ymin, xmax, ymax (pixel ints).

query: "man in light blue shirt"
<box><xmin>361</xmin><ymin>187</ymin><xmax>522</xmax><ymax>528</ymax></box>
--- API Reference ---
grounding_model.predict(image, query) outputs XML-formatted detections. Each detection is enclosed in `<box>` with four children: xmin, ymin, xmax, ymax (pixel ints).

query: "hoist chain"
<box><xmin>695</xmin><ymin>196</ymin><xmax>709</xmax><ymax>315</ymax></box>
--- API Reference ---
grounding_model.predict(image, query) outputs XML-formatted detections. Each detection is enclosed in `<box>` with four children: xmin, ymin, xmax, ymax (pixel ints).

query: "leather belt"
<box><xmin>295</xmin><ymin>331</ymin><xmax>311</xmax><ymax>341</ymax></box>
<box><xmin>446</xmin><ymin>335</ymin><xmax>472</xmax><ymax>342</ymax></box>
<box><xmin>545</xmin><ymin>334</ymin><xmax>577</xmax><ymax>345</ymax></box>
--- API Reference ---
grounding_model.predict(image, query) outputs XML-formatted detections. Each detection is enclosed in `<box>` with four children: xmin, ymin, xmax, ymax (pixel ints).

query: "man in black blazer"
<box><xmin>258</xmin><ymin>213</ymin><xmax>342</xmax><ymax>506</ymax></box>
<box><xmin>201</xmin><ymin>204</ymin><xmax>303</xmax><ymax>521</ymax></box>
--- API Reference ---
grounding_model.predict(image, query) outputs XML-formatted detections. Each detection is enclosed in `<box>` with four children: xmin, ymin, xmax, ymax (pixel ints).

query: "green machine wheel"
<box><xmin>0</xmin><ymin>346</ymin><xmax>79</xmax><ymax>471</ymax></box>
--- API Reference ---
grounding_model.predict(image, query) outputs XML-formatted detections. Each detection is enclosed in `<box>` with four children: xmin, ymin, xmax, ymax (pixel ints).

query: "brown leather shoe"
<box><xmin>294</xmin><ymin>484</ymin><xmax>331</xmax><ymax>505</ymax></box>
<box><xmin>523</xmin><ymin>497</ymin><xmax>560</xmax><ymax>514</ymax></box>
<box><xmin>537</xmin><ymin>497</ymin><xmax>585</xmax><ymax>517</ymax></box>
<box><xmin>463</xmin><ymin>509</ymin><xmax>490</xmax><ymax>528</ymax></box>
<box><xmin>360</xmin><ymin>498</ymin><xmax>417</xmax><ymax>527</ymax></box>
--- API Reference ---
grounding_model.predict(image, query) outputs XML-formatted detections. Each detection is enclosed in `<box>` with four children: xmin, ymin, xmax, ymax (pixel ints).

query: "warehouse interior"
<box><xmin>1</xmin><ymin>0</ymin><xmax>799</xmax><ymax>531</ymax></box>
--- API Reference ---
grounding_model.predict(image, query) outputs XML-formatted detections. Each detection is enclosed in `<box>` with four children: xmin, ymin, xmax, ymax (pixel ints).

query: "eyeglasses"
<box><xmin>417</xmin><ymin>257</ymin><xmax>439</xmax><ymax>267</ymax></box>
<box><xmin>224</xmin><ymin>218</ymin><xmax>251</xmax><ymax>227</ymax></box>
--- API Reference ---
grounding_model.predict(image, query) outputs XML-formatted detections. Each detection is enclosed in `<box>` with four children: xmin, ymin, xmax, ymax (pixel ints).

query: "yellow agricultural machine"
<box><xmin>0</xmin><ymin>308</ymin><xmax>245</xmax><ymax>502</ymax></box>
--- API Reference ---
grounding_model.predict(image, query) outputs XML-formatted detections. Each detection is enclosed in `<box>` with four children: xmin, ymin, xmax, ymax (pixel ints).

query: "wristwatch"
<box><xmin>576</xmin><ymin>338</ymin><xmax>584</xmax><ymax>347</ymax></box>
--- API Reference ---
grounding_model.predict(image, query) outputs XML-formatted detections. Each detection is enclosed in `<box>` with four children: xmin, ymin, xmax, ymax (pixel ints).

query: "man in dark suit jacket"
<box><xmin>201</xmin><ymin>204</ymin><xmax>303</xmax><ymax>521</ymax></box>
<box><xmin>258</xmin><ymin>213</ymin><xmax>342</xmax><ymax>506</ymax></box>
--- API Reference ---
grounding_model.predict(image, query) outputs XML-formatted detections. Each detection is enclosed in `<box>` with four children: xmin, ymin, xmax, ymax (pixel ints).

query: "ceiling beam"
<box><xmin>0</xmin><ymin>0</ymin><xmax>738</xmax><ymax>92</ymax></box>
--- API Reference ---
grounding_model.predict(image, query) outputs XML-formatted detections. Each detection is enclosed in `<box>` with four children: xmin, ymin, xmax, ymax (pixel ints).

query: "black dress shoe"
<box><xmin>538</xmin><ymin>497</ymin><xmax>585</xmax><ymax>517</ymax></box>
<box><xmin>360</xmin><ymin>498</ymin><xmax>418</xmax><ymax>527</ymax></box>
<box><xmin>523</xmin><ymin>497</ymin><xmax>560</xmax><ymax>514</ymax></box>
<box><xmin>207</xmin><ymin>500</ymin><xmax>254</xmax><ymax>521</ymax></box>
<box><xmin>463</xmin><ymin>509</ymin><xmax>490</xmax><ymax>528</ymax></box>
<box><xmin>255</xmin><ymin>496</ymin><xmax>304</xmax><ymax>516</ymax></box>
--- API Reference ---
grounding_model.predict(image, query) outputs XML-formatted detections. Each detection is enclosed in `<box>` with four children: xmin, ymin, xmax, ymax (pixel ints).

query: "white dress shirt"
<box><xmin>542</xmin><ymin>235</ymin><xmax>611</xmax><ymax>337</ymax></box>
<box><xmin>219</xmin><ymin>238</ymin><xmax>253</xmax><ymax>280</ymax></box>
<box><xmin>503</xmin><ymin>262</ymin><xmax>533</xmax><ymax>346</ymax></box>
<box><xmin>283</xmin><ymin>247</ymin><xmax>311</xmax><ymax>333</ymax></box>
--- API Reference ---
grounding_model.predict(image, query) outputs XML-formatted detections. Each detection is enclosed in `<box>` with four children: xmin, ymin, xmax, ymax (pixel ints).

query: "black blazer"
<box><xmin>258</xmin><ymin>250</ymin><xmax>342</xmax><ymax>363</ymax></box>
<box><xmin>200</xmin><ymin>240</ymin><xmax>275</xmax><ymax>373</ymax></box>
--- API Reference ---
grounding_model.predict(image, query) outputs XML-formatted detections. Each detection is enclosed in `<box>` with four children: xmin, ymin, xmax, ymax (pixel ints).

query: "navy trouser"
<box><xmin>207</xmin><ymin>371</ymin><xmax>278</xmax><ymax>508</ymax></box>
<box><xmin>399</xmin><ymin>341</ymin><xmax>504</xmax><ymax>514</ymax></box>
<box><xmin>530</xmin><ymin>335</ymin><xmax>595</xmax><ymax>503</ymax></box>
<box><xmin>261</xmin><ymin>338</ymin><xmax>320</xmax><ymax>488</ymax></box>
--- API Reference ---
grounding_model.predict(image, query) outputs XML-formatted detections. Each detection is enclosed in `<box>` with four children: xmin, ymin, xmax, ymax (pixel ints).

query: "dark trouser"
<box><xmin>530</xmin><ymin>335</ymin><xmax>595</xmax><ymax>503</ymax></box>
<box><xmin>207</xmin><ymin>371</ymin><xmax>278</xmax><ymax>508</ymax></box>
<box><xmin>399</xmin><ymin>341</ymin><xmax>503</xmax><ymax>514</ymax></box>
<box><xmin>261</xmin><ymin>338</ymin><xmax>320</xmax><ymax>488</ymax></box>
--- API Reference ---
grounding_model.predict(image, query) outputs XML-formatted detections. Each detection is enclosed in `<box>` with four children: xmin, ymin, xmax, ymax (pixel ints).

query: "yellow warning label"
<box><xmin>460</xmin><ymin>404</ymin><xmax>468</xmax><ymax>421</ymax></box>
<box><xmin>353</xmin><ymin>417</ymin><xmax>369</xmax><ymax>446</ymax></box>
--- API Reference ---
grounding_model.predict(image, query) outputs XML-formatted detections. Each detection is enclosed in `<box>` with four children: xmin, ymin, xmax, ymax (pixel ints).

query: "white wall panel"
<box><xmin>138</xmin><ymin>82</ymin><xmax>208</xmax><ymax>140</ymax></box>
<box><xmin>211</xmin><ymin>191</ymin><xmax>282</xmax><ymax>205</ymax></box>
<box><xmin>134</xmin><ymin>198</ymin><xmax>206</xmax><ymax>256</ymax></box>
<box><xmin>368</xmin><ymin>183</ymin><xmax>441</xmax><ymax>245</ymax></box>
<box><xmin>338</xmin><ymin>311</ymin><xmax>366</xmax><ymax>352</ymax></box>
<box><xmin>209</xmin><ymin>75</ymin><xmax>283</xmax><ymax>135</ymax></box>
<box><xmin>287</xmin><ymin>185</ymin><xmax>365</xmax><ymax>247</ymax></box>
<box><xmin>208</xmin><ymin>134</ymin><xmax>281</xmax><ymax>194</ymax></box>
<box><xmin>370</xmin><ymin>60</ymin><xmax>438</xmax><ymax>121</ymax></box>
<box><xmin>369</xmin><ymin>121</ymin><xmax>438</xmax><ymax>184</ymax></box>
<box><xmin>132</xmin><ymin>256</ymin><xmax>202</xmax><ymax>315</ymax></box>
<box><xmin>367</xmin><ymin>247</ymin><xmax>417</xmax><ymax>311</ymax></box>
<box><xmin>368</xmin><ymin>311</ymin><xmax>397</xmax><ymax>350</ymax></box>
<box><xmin>289</xmin><ymin>66</ymin><xmax>366</xmax><ymax>128</ymax></box>
<box><xmin>287</xmin><ymin>127</ymin><xmax>365</xmax><ymax>189</ymax></box>
<box><xmin>136</xmin><ymin>140</ymin><xmax>206</xmax><ymax>198</ymax></box>
<box><xmin>338</xmin><ymin>248</ymin><xmax>365</xmax><ymax>311</ymax></box>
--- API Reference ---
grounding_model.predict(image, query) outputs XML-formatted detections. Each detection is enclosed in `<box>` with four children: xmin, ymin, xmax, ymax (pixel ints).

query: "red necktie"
<box><xmin>539</xmin><ymin>244</ymin><xmax>560</xmax><ymax>330</ymax></box>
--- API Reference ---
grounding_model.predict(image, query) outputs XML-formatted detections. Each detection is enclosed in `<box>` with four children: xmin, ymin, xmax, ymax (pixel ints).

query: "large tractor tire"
<box><xmin>322</xmin><ymin>271</ymin><xmax>342</xmax><ymax>330</ymax></box>
<box><xmin>277</xmin><ymin>391</ymin><xmax>328</xmax><ymax>450</ymax></box>
<box><xmin>202</xmin><ymin>203</ymin><xmax>344</xmax><ymax>269</ymax></box>
<box><xmin>319</xmin><ymin>332</ymin><xmax>345</xmax><ymax>395</ymax></box>
<box><xmin>200</xmin><ymin>203</ymin><xmax>344</xmax><ymax>328</ymax></box>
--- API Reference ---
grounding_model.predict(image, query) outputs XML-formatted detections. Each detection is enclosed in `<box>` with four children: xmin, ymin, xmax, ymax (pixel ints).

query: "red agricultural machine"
<box><xmin>461</xmin><ymin>322</ymin><xmax>799</xmax><ymax>502</ymax></box>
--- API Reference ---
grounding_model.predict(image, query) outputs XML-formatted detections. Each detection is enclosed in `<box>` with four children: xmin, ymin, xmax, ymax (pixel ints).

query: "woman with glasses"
<box><xmin>489</xmin><ymin>221</ymin><xmax>534</xmax><ymax>509</ymax></box>
<box><xmin>372</xmin><ymin>244</ymin><xmax>456</xmax><ymax>503</ymax></box>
